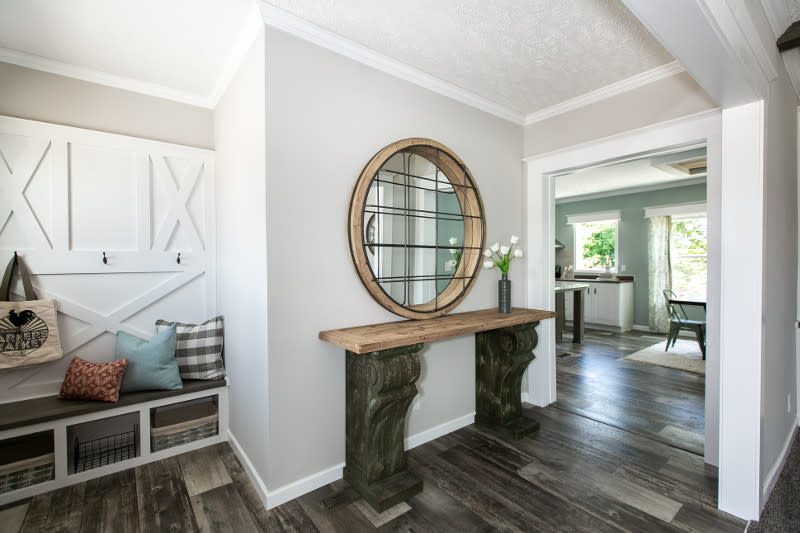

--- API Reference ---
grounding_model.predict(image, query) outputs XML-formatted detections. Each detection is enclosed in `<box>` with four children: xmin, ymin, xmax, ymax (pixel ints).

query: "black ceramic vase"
<box><xmin>498</xmin><ymin>273</ymin><xmax>511</xmax><ymax>313</ymax></box>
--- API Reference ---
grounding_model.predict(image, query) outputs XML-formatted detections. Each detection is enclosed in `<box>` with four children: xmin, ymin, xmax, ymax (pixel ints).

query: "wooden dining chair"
<box><xmin>663</xmin><ymin>289</ymin><xmax>706</xmax><ymax>360</ymax></box>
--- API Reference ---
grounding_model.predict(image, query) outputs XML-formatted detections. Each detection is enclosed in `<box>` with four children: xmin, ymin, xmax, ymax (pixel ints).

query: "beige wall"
<box><xmin>213</xmin><ymin>28</ymin><xmax>270</xmax><ymax>484</ymax></box>
<box><xmin>263</xmin><ymin>28</ymin><xmax>523</xmax><ymax>490</ymax></box>
<box><xmin>0</xmin><ymin>62</ymin><xmax>214</xmax><ymax>149</ymax></box>
<box><xmin>523</xmin><ymin>72</ymin><xmax>717</xmax><ymax>158</ymax></box>
<box><xmin>759</xmin><ymin>60</ymin><xmax>799</xmax><ymax>492</ymax></box>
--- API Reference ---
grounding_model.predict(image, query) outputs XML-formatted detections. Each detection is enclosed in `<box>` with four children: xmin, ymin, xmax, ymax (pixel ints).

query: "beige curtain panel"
<box><xmin>648</xmin><ymin>216</ymin><xmax>671</xmax><ymax>333</ymax></box>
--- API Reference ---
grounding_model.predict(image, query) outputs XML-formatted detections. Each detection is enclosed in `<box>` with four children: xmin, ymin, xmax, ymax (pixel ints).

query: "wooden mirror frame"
<box><xmin>348</xmin><ymin>138</ymin><xmax>485</xmax><ymax>319</ymax></box>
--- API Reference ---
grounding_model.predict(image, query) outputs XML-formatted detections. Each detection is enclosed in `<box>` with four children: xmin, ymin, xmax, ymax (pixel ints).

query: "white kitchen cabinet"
<box><xmin>564</xmin><ymin>281</ymin><xmax>633</xmax><ymax>331</ymax></box>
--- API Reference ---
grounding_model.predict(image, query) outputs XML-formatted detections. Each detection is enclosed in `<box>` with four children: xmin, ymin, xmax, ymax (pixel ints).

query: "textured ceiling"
<box><xmin>264</xmin><ymin>0</ymin><xmax>675</xmax><ymax>115</ymax></box>
<box><xmin>0</xmin><ymin>0</ymin><xmax>676</xmax><ymax>116</ymax></box>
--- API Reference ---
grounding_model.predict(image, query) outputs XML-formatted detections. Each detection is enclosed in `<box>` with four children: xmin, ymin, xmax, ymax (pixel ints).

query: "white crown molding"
<box><xmin>0</xmin><ymin>47</ymin><xmax>214</xmax><ymax>109</ymax></box>
<box><xmin>759</xmin><ymin>0</ymin><xmax>792</xmax><ymax>39</ymax></box>
<box><xmin>523</xmin><ymin>61</ymin><xmax>685</xmax><ymax>125</ymax></box>
<box><xmin>256</xmin><ymin>1</ymin><xmax>525</xmax><ymax>125</ymax></box>
<box><xmin>210</xmin><ymin>3</ymin><xmax>265</xmax><ymax>106</ymax></box>
<box><xmin>698</xmin><ymin>0</ymin><xmax>778</xmax><ymax>92</ymax></box>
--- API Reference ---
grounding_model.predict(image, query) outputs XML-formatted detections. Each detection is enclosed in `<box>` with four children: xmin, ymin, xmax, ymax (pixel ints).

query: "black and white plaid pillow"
<box><xmin>155</xmin><ymin>316</ymin><xmax>225</xmax><ymax>380</ymax></box>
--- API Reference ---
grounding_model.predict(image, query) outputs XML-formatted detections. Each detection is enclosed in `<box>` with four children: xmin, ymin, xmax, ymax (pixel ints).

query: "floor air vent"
<box><xmin>321</xmin><ymin>487</ymin><xmax>361</xmax><ymax>511</ymax></box>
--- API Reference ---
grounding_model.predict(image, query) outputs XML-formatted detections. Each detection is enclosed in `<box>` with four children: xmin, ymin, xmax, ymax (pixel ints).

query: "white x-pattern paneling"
<box><xmin>0</xmin><ymin>116</ymin><xmax>216</xmax><ymax>402</ymax></box>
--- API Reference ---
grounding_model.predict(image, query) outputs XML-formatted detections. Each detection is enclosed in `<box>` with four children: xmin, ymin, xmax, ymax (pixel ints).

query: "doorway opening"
<box><xmin>551</xmin><ymin>144</ymin><xmax>708</xmax><ymax>455</ymax></box>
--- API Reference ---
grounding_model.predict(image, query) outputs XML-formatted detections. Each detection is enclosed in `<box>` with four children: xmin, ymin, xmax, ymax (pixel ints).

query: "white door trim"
<box><xmin>523</xmin><ymin>108</ymin><xmax>722</xmax><ymax>461</ymax></box>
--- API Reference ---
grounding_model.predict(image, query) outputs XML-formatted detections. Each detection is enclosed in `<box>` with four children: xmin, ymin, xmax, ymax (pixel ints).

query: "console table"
<box><xmin>319</xmin><ymin>307</ymin><xmax>555</xmax><ymax>512</ymax></box>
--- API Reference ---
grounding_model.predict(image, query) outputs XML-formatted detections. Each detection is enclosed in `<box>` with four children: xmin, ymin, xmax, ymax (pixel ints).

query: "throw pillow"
<box><xmin>59</xmin><ymin>356</ymin><xmax>129</xmax><ymax>402</ymax></box>
<box><xmin>114</xmin><ymin>324</ymin><xmax>182</xmax><ymax>393</ymax></box>
<box><xmin>155</xmin><ymin>316</ymin><xmax>225</xmax><ymax>380</ymax></box>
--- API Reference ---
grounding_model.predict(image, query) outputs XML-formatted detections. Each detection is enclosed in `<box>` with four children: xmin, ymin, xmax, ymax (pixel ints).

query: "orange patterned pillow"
<box><xmin>59</xmin><ymin>357</ymin><xmax>129</xmax><ymax>402</ymax></box>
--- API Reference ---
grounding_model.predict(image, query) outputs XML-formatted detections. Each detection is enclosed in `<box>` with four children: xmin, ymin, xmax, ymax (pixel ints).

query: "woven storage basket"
<box><xmin>151</xmin><ymin>413</ymin><xmax>218</xmax><ymax>452</ymax></box>
<box><xmin>0</xmin><ymin>453</ymin><xmax>54</xmax><ymax>494</ymax></box>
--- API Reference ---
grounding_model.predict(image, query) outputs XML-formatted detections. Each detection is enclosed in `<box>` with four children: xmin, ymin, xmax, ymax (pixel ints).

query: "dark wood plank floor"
<box><xmin>0</xmin><ymin>418</ymin><xmax>743</xmax><ymax>532</ymax></box>
<box><xmin>555</xmin><ymin>328</ymin><xmax>705</xmax><ymax>455</ymax></box>
<box><xmin>1</xmin><ymin>329</ymin><xmax>741</xmax><ymax>532</ymax></box>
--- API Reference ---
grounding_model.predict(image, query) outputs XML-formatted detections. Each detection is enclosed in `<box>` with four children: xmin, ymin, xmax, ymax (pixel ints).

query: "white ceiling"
<box><xmin>0</xmin><ymin>0</ymin><xmax>679</xmax><ymax>118</ymax></box>
<box><xmin>790</xmin><ymin>0</ymin><xmax>800</xmax><ymax>21</ymax></box>
<box><xmin>0</xmin><ymin>0</ymin><xmax>257</xmax><ymax>106</ymax></box>
<box><xmin>555</xmin><ymin>147</ymin><xmax>707</xmax><ymax>200</ymax></box>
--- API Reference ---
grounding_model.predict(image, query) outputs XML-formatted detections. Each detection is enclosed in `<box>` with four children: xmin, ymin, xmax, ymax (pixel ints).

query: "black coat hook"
<box><xmin>102</xmin><ymin>252</ymin><xmax>108</xmax><ymax>265</ymax></box>
<box><xmin>176</xmin><ymin>253</ymin><xmax>181</xmax><ymax>265</ymax></box>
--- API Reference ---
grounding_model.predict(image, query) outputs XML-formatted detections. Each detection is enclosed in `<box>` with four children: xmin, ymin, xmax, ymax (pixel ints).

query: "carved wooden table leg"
<box><xmin>475</xmin><ymin>322</ymin><xmax>540</xmax><ymax>440</ymax></box>
<box><xmin>344</xmin><ymin>343</ymin><xmax>423</xmax><ymax>512</ymax></box>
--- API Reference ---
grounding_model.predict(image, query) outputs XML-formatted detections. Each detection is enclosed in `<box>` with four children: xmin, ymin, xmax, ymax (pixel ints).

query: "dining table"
<box><xmin>668</xmin><ymin>298</ymin><xmax>706</xmax><ymax>311</ymax></box>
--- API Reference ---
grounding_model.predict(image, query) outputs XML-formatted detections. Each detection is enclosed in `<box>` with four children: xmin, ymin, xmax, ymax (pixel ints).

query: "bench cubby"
<box><xmin>0</xmin><ymin>379</ymin><xmax>228</xmax><ymax>505</ymax></box>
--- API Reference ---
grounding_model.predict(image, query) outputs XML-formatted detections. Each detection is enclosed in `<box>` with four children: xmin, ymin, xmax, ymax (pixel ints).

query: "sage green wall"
<box><xmin>555</xmin><ymin>183</ymin><xmax>707</xmax><ymax>327</ymax></box>
<box><xmin>437</xmin><ymin>191</ymin><xmax>464</xmax><ymax>293</ymax></box>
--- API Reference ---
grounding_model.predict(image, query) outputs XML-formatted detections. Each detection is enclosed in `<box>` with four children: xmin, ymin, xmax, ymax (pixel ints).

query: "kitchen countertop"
<box><xmin>556</xmin><ymin>275</ymin><xmax>634</xmax><ymax>284</ymax></box>
<box><xmin>554</xmin><ymin>281</ymin><xmax>590</xmax><ymax>292</ymax></box>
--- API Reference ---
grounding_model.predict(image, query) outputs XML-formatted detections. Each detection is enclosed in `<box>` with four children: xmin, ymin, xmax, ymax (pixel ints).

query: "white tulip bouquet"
<box><xmin>483</xmin><ymin>235</ymin><xmax>523</xmax><ymax>275</ymax></box>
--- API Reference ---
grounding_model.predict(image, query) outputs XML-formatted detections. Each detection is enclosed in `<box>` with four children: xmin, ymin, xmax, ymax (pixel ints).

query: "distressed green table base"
<box><xmin>344</xmin><ymin>343</ymin><xmax>423</xmax><ymax>512</ymax></box>
<box><xmin>475</xmin><ymin>322</ymin><xmax>541</xmax><ymax>440</ymax></box>
<box><xmin>342</xmin><ymin>467</ymin><xmax>422</xmax><ymax>513</ymax></box>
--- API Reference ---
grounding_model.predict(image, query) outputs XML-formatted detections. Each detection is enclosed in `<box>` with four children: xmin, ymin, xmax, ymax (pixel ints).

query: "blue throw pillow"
<box><xmin>114</xmin><ymin>324</ymin><xmax>182</xmax><ymax>393</ymax></box>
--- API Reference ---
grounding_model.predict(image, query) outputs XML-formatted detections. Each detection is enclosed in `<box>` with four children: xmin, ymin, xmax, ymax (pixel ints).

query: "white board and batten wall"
<box><xmin>0</xmin><ymin>114</ymin><xmax>217</xmax><ymax>402</ymax></box>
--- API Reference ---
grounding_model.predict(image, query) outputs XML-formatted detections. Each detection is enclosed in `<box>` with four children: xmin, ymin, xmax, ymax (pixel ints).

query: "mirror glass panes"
<box><xmin>364</xmin><ymin>152</ymin><xmax>465</xmax><ymax>307</ymax></box>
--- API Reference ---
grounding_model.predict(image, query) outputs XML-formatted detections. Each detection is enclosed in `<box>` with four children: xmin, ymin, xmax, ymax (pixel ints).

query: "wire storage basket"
<box><xmin>73</xmin><ymin>425</ymin><xmax>138</xmax><ymax>473</ymax></box>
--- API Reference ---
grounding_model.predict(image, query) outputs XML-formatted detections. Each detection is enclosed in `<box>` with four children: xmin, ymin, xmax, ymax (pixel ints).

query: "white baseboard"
<box><xmin>266</xmin><ymin>461</ymin><xmax>345</xmax><ymax>509</ymax></box>
<box><xmin>760</xmin><ymin>418</ymin><xmax>798</xmax><ymax>507</ymax></box>
<box><xmin>405</xmin><ymin>412</ymin><xmax>475</xmax><ymax>450</ymax></box>
<box><xmin>227</xmin><ymin>430</ymin><xmax>270</xmax><ymax>509</ymax></box>
<box><xmin>266</xmin><ymin>412</ymin><xmax>474</xmax><ymax>508</ymax></box>
<box><xmin>632</xmin><ymin>325</ymin><xmax>655</xmax><ymax>332</ymax></box>
<box><xmin>228</xmin><ymin>412</ymin><xmax>475</xmax><ymax>510</ymax></box>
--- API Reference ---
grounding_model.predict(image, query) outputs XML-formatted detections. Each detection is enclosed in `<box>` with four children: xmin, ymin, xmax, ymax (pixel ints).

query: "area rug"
<box><xmin>621</xmin><ymin>339</ymin><xmax>705</xmax><ymax>375</ymax></box>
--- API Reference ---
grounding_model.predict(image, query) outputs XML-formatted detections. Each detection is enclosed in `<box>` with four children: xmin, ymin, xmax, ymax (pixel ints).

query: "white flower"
<box><xmin>490</xmin><ymin>242</ymin><xmax>500</xmax><ymax>253</ymax></box>
<box><xmin>449</xmin><ymin>236</ymin><xmax>458</xmax><ymax>246</ymax></box>
<box><xmin>513</xmin><ymin>249</ymin><xmax>523</xmax><ymax>258</ymax></box>
<box><xmin>483</xmin><ymin>249</ymin><xmax>492</xmax><ymax>258</ymax></box>
<box><xmin>500</xmin><ymin>245</ymin><xmax>510</xmax><ymax>255</ymax></box>
<box><xmin>447</xmin><ymin>259</ymin><xmax>457</xmax><ymax>267</ymax></box>
<box><xmin>483</xmin><ymin>260</ymin><xmax>495</xmax><ymax>269</ymax></box>
<box><xmin>510</xmin><ymin>235</ymin><xmax>520</xmax><ymax>244</ymax></box>
<box><xmin>449</xmin><ymin>248</ymin><xmax>457</xmax><ymax>254</ymax></box>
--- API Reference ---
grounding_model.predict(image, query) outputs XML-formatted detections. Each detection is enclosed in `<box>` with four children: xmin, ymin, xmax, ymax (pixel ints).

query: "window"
<box><xmin>567</xmin><ymin>210</ymin><xmax>620</xmax><ymax>273</ymax></box>
<box><xmin>644</xmin><ymin>201</ymin><xmax>707</xmax><ymax>301</ymax></box>
<box><xmin>670</xmin><ymin>215</ymin><xmax>707</xmax><ymax>300</ymax></box>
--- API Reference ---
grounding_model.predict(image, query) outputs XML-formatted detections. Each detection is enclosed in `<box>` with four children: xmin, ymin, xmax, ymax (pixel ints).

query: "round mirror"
<box><xmin>348</xmin><ymin>138</ymin><xmax>485</xmax><ymax>319</ymax></box>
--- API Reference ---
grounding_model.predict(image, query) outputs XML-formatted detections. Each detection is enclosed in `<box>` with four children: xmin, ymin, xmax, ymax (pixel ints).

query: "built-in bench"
<box><xmin>0</xmin><ymin>379</ymin><xmax>229</xmax><ymax>505</ymax></box>
<box><xmin>0</xmin><ymin>379</ymin><xmax>226</xmax><ymax>431</ymax></box>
